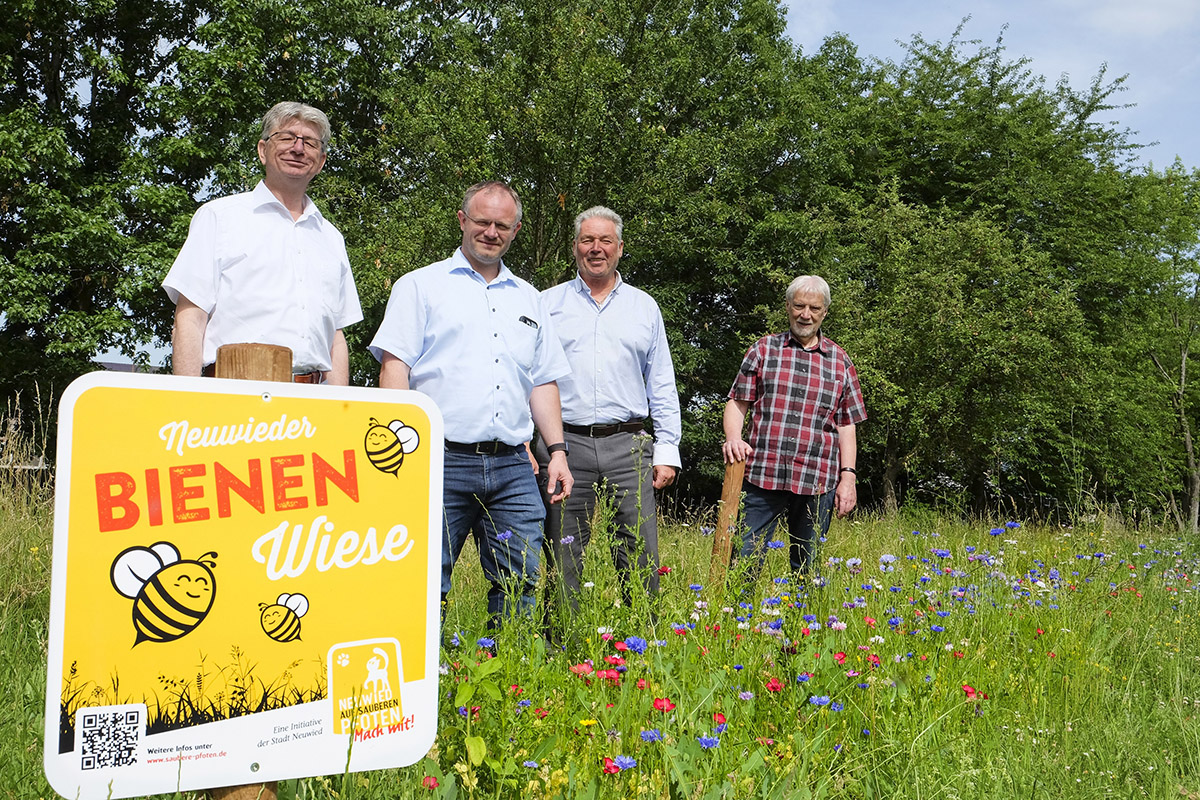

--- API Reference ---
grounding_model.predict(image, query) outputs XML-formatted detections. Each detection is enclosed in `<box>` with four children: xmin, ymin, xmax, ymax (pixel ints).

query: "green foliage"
<box><xmin>4</xmin><ymin>441</ymin><xmax>1199</xmax><ymax>798</ymax></box>
<box><xmin>4</xmin><ymin>4</ymin><xmax>1200</xmax><ymax>516</ymax></box>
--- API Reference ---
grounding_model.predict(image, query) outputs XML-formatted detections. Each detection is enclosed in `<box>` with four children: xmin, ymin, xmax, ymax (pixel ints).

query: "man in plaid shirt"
<box><xmin>722</xmin><ymin>275</ymin><xmax>866</xmax><ymax>574</ymax></box>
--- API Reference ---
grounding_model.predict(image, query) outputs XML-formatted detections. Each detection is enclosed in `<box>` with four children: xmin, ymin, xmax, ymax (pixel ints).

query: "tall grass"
<box><xmin>4</xmin><ymin>411</ymin><xmax>1198</xmax><ymax>798</ymax></box>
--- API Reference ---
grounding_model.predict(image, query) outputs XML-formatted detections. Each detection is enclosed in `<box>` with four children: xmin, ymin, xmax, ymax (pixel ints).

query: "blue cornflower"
<box><xmin>774</xmin><ymin>577</ymin><xmax>789</xmax><ymax>584</ymax></box>
<box><xmin>523</xmin><ymin>760</ymin><xmax>538</xmax><ymax>768</ymax></box>
<box><xmin>797</xmin><ymin>673</ymin><xmax>811</xmax><ymax>683</ymax></box>
<box><xmin>931</xmin><ymin>625</ymin><xmax>944</xmax><ymax>633</ymax></box>
<box><xmin>888</xmin><ymin>616</ymin><xmax>902</xmax><ymax>627</ymax></box>
<box><xmin>767</xmin><ymin>618</ymin><xmax>783</xmax><ymax>630</ymax></box>
<box><xmin>697</xmin><ymin>736</ymin><xmax>720</xmax><ymax>749</ymax></box>
<box><xmin>989</xmin><ymin>527</ymin><xmax>1003</xmax><ymax>536</ymax></box>
<box><xmin>497</xmin><ymin>529</ymin><xmax>513</xmax><ymax>541</ymax></box>
<box><xmin>734</xmin><ymin>664</ymin><xmax>744</xmax><ymax>670</ymax></box>
<box><xmin>715</xmin><ymin>722</ymin><xmax>728</xmax><ymax>734</ymax></box>
<box><xmin>518</xmin><ymin>699</ymin><xmax>531</xmax><ymax>708</ymax></box>
<box><xmin>477</xmin><ymin>637</ymin><xmax>496</xmax><ymax>648</ymax></box>
<box><xmin>862</xmin><ymin>728</ymin><xmax>871</xmax><ymax>737</ymax></box>
<box><xmin>561</xmin><ymin>535</ymin><xmax>575</xmax><ymax>545</ymax></box>
<box><xmin>809</xmin><ymin>695</ymin><xmax>831</xmax><ymax>706</ymax></box>
<box><xmin>689</xmin><ymin>583</ymin><xmax>703</xmax><ymax>592</ymax></box>
<box><xmin>1005</xmin><ymin>521</ymin><xmax>1021</xmax><ymax>529</ymax></box>
<box><xmin>641</xmin><ymin>729</ymin><xmax>663</xmax><ymax>742</ymax></box>
<box><xmin>767</xmin><ymin>540</ymin><xmax>785</xmax><ymax>549</ymax></box>
<box><xmin>614</xmin><ymin>755</ymin><xmax>637</xmax><ymax>770</ymax></box>
<box><xmin>624</xmin><ymin>636</ymin><xmax>648</xmax><ymax>654</ymax></box>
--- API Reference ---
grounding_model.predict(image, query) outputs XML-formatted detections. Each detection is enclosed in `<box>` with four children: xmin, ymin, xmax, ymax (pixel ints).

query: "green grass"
<box><xmin>5</xmin><ymin>444</ymin><xmax>1200</xmax><ymax>798</ymax></box>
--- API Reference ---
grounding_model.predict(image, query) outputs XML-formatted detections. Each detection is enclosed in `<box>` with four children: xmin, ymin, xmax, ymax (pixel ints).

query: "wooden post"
<box><xmin>213</xmin><ymin>343</ymin><xmax>293</xmax><ymax>383</ymax></box>
<box><xmin>209</xmin><ymin>343</ymin><xmax>287</xmax><ymax>800</ymax></box>
<box><xmin>708</xmin><ymin>459</ymin><xmax>746</xmax><ymax>589</ymax></box>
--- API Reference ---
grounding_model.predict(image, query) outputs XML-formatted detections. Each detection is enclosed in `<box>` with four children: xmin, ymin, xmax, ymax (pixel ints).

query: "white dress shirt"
<box><xmin>541</xmin><ymin>273</ymin><xmax>682</xmax><ymax>468</ymax></box>
<box><xmin>163</xmin><ymin>181</ymin><xmax>362</xmax><ymax>373</ymax></box>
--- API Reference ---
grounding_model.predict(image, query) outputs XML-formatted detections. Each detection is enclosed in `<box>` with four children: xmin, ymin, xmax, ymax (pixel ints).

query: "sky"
<box><xmin>783</xmin><ymin>0</ymin><xmax>1200</xmax><ymax>170</ymax></box>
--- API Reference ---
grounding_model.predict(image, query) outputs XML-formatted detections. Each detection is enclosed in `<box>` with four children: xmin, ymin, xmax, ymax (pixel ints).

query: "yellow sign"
<box><xmin>44</xmin><ymin>373</ymin><xmax>443</xmax><ymax>799</ymax></box>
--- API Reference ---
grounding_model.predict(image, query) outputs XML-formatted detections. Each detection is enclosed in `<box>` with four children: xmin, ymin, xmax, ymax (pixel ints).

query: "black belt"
<box><xmin>202</xmin><ymin>364</ymin><xmax>321</xmax><ymax>383</ymax></box>
<box><xmin>445</xmin><ymin>440</ymin><xmax>522</xmax><ymax>456</ymax></box>
<box><xmin>563</xmin><ymin>420</ymin><xmax>644</xmax><ymax>437</ymax></box>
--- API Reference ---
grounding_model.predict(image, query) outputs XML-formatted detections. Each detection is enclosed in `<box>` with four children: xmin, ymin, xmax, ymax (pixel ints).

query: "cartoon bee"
<box><xmin>259</xmin><ymin>592</ymin><xmax>309</xmax><ymax>642</ymax></box>
<box><xmin>110</xmin><ymin>542</ymin><xmax>218</xmax><ymax>645</ymax></box>
<box><xmin>364</xmin><ymin>417</ymin><xmax>420</xmax><ymax>476</ymax></box>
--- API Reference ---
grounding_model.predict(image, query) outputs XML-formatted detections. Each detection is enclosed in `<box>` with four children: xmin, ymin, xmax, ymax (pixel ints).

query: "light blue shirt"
<box><xmin>541</xmin><ymin>274</ymin><xmax>682</xmax><ymax>468</ymax></box>
<box><xmin>370</xmin><ymin>249</ymin><xmax>570</xmax><ymax>445</ymax></box>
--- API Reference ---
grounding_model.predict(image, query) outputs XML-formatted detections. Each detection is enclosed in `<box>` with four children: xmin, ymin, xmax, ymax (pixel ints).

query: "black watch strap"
<box><xmin>546</xmin><ymin>442</ymin><xmax>569</xmax><ymax>456</ymax></box>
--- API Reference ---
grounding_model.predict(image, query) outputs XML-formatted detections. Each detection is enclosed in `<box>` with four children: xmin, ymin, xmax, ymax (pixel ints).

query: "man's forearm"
<box><xmin>325</xmin><ymin>329</ymin><xmax>350</xmax><ymax>385</ymax></box>
<box><xmin>379</xmin><ymin>352</ymin><xmax>411</xmax><ymax>390</ymax></box>
<box><xmin>172</xmin><ymin>297</ymin><xmax>209</xmax><ymax>377</ymax></box>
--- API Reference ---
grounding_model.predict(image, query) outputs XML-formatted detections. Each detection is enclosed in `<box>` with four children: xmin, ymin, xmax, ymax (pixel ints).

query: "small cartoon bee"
<box><xmin>259</xmin><ymin>592</ymin><xmax>309</xmax><ymax>642</ymax></box>
<box><xmin>364</xmin><ymin>417</ymin><xmax>420</xmax><ymax>476</ymax></box>
<box><xmin>110</xmin><ymin>542</ymin><xmax>218</xmax><ymax>645</ymax></box>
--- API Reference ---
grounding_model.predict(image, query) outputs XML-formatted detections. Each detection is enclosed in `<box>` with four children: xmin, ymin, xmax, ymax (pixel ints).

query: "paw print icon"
<box><xmin>337</xmin><ymin>653</ymin><xmax>350</xmax><ymax>667</ymax></box>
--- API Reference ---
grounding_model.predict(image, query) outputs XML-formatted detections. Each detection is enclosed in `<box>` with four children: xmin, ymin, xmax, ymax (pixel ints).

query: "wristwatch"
<box><xmin>546</xmin><ymin>442</ymin><xmax>569</xmax><ymax>456</ymax></box>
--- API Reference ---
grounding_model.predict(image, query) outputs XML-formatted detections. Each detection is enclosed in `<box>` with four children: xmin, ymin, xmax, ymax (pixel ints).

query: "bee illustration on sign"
<box><xmin>364</xmin><ymin>417</ymin><xmax>420</xmax><ymax>476</ymax></box>
<box><xmin>259</xmin><ymin>592</ymin><xmax>309</xmax><ymax>642</ymax></box>
<box><xmin>110</xmin><ymin>542</ymin><xmax>218</xmax><ymax>645</ymax></box>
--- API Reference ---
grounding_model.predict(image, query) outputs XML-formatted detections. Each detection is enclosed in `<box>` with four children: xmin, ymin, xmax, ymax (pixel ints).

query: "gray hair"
<box><xmin>786</xmin><ymin>275</ymin><xmax>832</xmax><ymax>308</ymax></box>
<box><xmin>260</xmin><ymin>102</ymin><xmax>331</xmax><ymax>150</ymax></box>
<box><xmin>574</xmin><ymin>206</ymin><xmax>623</xmax><ymax>240</ymax></box>
<box><xmin>462</xmin><ymin>181</ymin><xmax>523</xmax><ymax>223</ymax></box>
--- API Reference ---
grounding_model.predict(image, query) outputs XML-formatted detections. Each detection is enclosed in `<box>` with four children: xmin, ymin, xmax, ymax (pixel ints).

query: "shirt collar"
<box><xmin>449</xmin><ymin>247</ymin><xmax>517</xmax><ymax>285</ymax></box>
<box><xmin>786</xmin><ymin>329</ymin><xmax>829</xmax><ymax>353</ymax></box>
<box><xmin>251</xmin><ymin>180</ymin><xmax>322</xmax><ymax>224</ymax></box>
<box><xmin>570</xmin><ymin>271</ymin><xmax>623</xmax><ymax>299</ymax></box>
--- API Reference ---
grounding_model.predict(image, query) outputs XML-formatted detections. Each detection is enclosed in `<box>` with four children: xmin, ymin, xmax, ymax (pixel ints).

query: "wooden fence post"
<box><xmin>708</xmin><ymin>460</ymin><xmax>746</xmax><ymax>589</ymax></box>
<box><xmin>208</xmin><ymin>342</ymin><xmax>288</xmax><ymax>800</ymax></box>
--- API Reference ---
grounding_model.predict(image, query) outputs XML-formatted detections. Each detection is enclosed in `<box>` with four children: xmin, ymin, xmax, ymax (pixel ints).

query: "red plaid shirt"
<box><xmin>729</xmin><ymin>331</ymin><xmax>866</xmax><ymax>495</ymax></box>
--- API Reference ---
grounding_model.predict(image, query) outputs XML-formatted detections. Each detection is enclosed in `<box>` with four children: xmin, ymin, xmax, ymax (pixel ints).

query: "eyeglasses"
<box><xmin>265</xmin><ymin>131</ymin><xmax>326</xmax><ymax>153</ymax></box>
<box><xmin>462</xmin><ymin>211</ymin><xmax>517</xmax><ymax>234</ymax></box>
<box><xmin>578</xmin><ymin>236</ymin><xmax>618</xmax><ymax>247</ymax></box>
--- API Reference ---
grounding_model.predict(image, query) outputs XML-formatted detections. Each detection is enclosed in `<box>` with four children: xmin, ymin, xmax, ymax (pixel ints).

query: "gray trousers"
<box><xmin>535</xmin><ymin>430</ymin><xmax>660</xmax><ymax>613</ymax></box>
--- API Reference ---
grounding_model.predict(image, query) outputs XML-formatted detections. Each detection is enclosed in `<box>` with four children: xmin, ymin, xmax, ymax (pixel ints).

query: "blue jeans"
<box><xmin>442</xmin><ymin>448</ymin><xmax>545</xmax><ymax>627</ymax></box>
<box><xmin>738</xmin><ymin>482</ymin><xmax>834</xmax><ymax>575</ymax></box>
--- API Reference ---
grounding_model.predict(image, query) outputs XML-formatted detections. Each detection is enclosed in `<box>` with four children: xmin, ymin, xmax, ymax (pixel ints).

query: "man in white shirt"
<box><xmin>163</xmin><ymin>102</ymin><xmax>362</xmax><ymax>383</ymax></box>
<box><xmin>370</xmin><ymin>181</ymin><xmax>574</xmax><ymax>628</ymax></box>
<box><xmin>536</xmin><ymin>206</ymin><xmax>682</xmax><ymax>618</ymax></box>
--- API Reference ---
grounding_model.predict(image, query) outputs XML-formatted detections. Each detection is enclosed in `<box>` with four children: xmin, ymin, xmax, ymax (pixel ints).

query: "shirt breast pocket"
<box><xmin>502</xmin><ymin>316</ymin><xmax>539</xmax><ymax>369</ymax></box>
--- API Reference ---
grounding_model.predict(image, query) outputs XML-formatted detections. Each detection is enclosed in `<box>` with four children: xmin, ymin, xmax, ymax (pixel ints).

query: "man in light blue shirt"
<box><xmin>536</xmin><ymin>206</ymin><xmax>682</xmax><ymax>621</ymax></box>
<box><xmin>370</xmin><ymin>181</ymin><xmax>574</xmax><ymax>628</ymax></box>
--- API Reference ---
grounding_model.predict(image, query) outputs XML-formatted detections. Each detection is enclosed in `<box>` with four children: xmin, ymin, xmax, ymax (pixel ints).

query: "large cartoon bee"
<box><xmin>364</xmin><ymin>417</ymin><xmax>420</xmax><ymax>476</ymax></box>
<box><xmin>110</xmin><ymin>542</ymin><xmax>218</xmax><ymax>645</ymax></box>
<box><xmin>259</xmin><ymin>592</ymin><xmax>309</xmax><ymax>642</ymax></box>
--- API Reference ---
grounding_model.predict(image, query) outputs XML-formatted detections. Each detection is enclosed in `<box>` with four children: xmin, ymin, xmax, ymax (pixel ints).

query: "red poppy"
<box><xmin>653</xmin><ymin>697</ymin><xmax>676</xmax><ymax>712</ymax></box>
<box><xmin>636</xmin><ymin>678</ymin><xmax>648</xmax><ymax>690</ymax></box>
<box><xmin>570</xmin><ymin>662</ymin><xmax>595</xmax><ymax>676</ymax></box>
<box><xmin>605</xmin><ymin>655</ymin><xmax>626</xmax><ymax>666</ymax></box>
<box><xmin>765</xmin><ymin>677</ymin><xmax>783</xmax><ymax>692</ymax></box>
<box><xmin>602</xmin><ymin>757</ymin><xmax>620</xmax><ymax>775</ymax></box>
<box><xmin>534</xmin><ymin>707</ymin><xmax>548</xmax><ymax>719</ymax></box>
<box><xmin>863</xmin><ymin>616</ymin><xmax>876</xmax><ymax>628</ymax></box>
<box><xmin>833</xmin><ymin>652</ymin><xmax>847</xmax><ymax>665</ymax></box>
<box><xmin>713</xmin><ymin>712</ymin><xmax>726</xmax><ymax>724</ymax></box>
<box><xmin>657</xmin><ymin>566</ymin><xmax>672</xmax><ymax>575</ymax></box>
<box><xmin>597</xmin><ymin>668</ymin><xmax>621</xmax><ymax>683</ymax></box>
<box><xmin>614</xmin><ymin>641</ymin><xmax>629</xmax><ymax>652</ymax></box>
<box><xmin>961</xmin><ymin>684</ymin><xmax>989</xmax><ymax>700</ymax></box>
<box><xmin>422</xmin><ymin>776</ymin><xmax>439</xmax><ymax>789</ymax></box>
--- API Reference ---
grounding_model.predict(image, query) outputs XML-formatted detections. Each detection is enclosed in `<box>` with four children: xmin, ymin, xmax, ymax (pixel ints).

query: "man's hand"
<box><xmin>834</xmin><ymin>472</ymin><xmax>857</xmax><ymax>518</ymax></box>
<box><xmin>545</xmin><ymin>451</ymin><xmax>573</xmax><ymax>504</ymax></box>
<box><xmin>525</xmin><ymin>442</ymin><xmax>539</xmax><ymax>476</ymax></box>
<box><xmin>722</xmin><ymin>438</ymin><xmax>752</xmax><ymax>464</ymax></box>
<box><xmin>652</xmin><ymin>464</ymin><xmax>678</xmax><ymax>489</ymax></box>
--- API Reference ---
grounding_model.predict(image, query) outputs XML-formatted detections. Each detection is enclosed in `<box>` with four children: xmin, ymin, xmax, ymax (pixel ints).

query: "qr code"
<box><xmin>78</xmin><ymin>706</ymin><xmax>142</xmax><ymax>770</ymax></box>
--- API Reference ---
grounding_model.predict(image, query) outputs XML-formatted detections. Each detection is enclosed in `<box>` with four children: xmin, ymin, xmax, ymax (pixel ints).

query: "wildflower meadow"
<box><xmin>2</xmin><ymin>440</ymin><xmax>1198</xmax><ymax>798</ymax></box>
